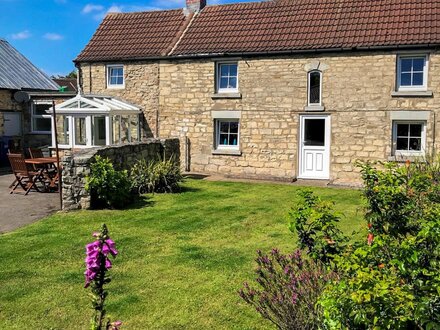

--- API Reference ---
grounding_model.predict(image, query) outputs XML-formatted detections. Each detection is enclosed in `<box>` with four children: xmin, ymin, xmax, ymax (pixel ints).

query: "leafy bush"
<box><xmin>239</xmin><ymin>249</ymin><xmax>336</xmax><ymax>330</ymax></box>
<box><xmin>319</xmin><ymin>161</ymin><xmax>440</xmax><ymax>329</ymax></box>
<box><xmin>85</xmin><ymin>156</ymin><xmax>132</xmax><ymax>209</ymax></box>
<box><xmin>242</xmin><ymin>158</ymin><xmax>440</xmax><ymax>329</ymax></box>
<box><xmin>130</xmin><ymin>156</ymin><xmax>182</xmax><ymax>194</ymax></box>
<box><xmin>288</xmin><ymin>190</ymin><xmax>347</xmax><ymax>263</ymax></box>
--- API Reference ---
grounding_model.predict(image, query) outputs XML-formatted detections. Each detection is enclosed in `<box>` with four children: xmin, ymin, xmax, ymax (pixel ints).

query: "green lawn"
<box><xmin>0</xmin><ymin>179</ymin><xmax>364</xmax><ymax>329</ymax></box>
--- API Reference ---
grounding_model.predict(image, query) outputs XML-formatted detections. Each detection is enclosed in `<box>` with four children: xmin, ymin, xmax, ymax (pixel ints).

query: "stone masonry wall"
<box><xmin>79</xmin><ymin>61</ymin><xmax>160</xmax><ymax>138</ymax></box>
<box><xmin>0</xmin><ymin>89</ymin><xmax>24</xmax><ymax>136</ymax></box>
<box><xmin>61</xmin><ymin>138</ymin><xmax>179</xmax><ymax>210</ymax></box>
<box><xmin>158</xmin><ymin>51</ymin><xmax>440</xmax><ymax>185</ymax></box>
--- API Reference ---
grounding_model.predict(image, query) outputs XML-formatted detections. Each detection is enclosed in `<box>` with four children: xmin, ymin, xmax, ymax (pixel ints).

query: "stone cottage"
<box><xmin>74</xmin><ymin>0</ymin><xmax>440</xmax><ymax>185</ymax></box>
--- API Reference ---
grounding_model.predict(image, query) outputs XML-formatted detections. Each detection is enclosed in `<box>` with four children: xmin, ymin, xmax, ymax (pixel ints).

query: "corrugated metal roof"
<box><xmin>0</xmin><ymin>39</ymin><xmax>59</xmax><ymax>91</ymax></box>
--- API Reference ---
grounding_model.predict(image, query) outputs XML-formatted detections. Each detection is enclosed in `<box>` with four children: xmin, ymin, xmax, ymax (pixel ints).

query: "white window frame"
<box><xmin>396</xmin><ymin>55</ymin><xmax>428</xmax><ymax>92</ymax></box>
<box><xmin>215</xmin><ymin>119</ymin><xmax>240</xmax><ymax>151</ymax></box>
<box><xmin>307</xmin><ymin>70</ymin><xmax>322</xmax><ymax>106</ymax></box>
<box><xmin>106</xmin><ymin>64</ymin><xmax>125</xmax><ymax>89</ymax></box>
<box><xmin>392</xmin><ymin>120</ymin><xmax>426</xmax><ymax>156</ymax></box>
<box><xmin>216</xmin><ymin>62</ymin><xmax>239</xmax><ymax>93</ymax></box>
<box><xmin>31</xmin><ymin>101</ymin><xmax>52</xmax><ymax>134</ymax></box>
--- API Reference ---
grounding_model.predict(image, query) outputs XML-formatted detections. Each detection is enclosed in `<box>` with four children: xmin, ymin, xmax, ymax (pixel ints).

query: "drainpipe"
<box><xmin>75</xmin><ymin>64</ymin><xmax>83</xmax><ymax>95</ymax></box>
<box><xmin>432</xmin><ymin>111</ymin><xmax>436</xmax><ymax>156</ymax></box>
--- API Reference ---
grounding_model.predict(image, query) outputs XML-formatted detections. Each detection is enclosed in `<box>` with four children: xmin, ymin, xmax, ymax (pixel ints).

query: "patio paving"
<box><xmin>0</xmin><ymin>174</ymin><xmax>59</xmax><ymax>234</ymax></box>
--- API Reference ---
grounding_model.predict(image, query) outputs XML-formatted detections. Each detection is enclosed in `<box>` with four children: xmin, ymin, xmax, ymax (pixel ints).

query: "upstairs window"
<box><xmin>107</xmin><ymin>65</ymin><xmax>124</xmax><ymax>88</ymax></box>
<box><xmin>392</xmin><ymin>121</ymin><xmax>426</xmax><ymax>156</ymax></box>
<box><xmin>215</xmin><ymin>119</ymin><xmax>239</xmax><ymax>150</ymax></box>
<box><xmin>31</xmin><ymin>102</ymin><xmax>52</xmax><ymax>133</ymax></box>
<box><xmin>308</xmin><ymin>70</ymin><xmax>322</xmax><ymax>106</ymax></box>
<box><xmin>397</xmin><ymin>55</ymin><xmax>428</xmax><ymax>91</ymax></box>
<box><xmin>216</xmin><ymin>62</ymin><xmax>238</xmax><ymax>93</ymax></box>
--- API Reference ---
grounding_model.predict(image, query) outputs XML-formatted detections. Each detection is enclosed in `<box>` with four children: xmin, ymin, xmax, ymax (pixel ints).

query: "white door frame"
<box><xmin>298</xmin><ymin>114</ymin><xmax>331</xmax><ymax>180</ymax></box>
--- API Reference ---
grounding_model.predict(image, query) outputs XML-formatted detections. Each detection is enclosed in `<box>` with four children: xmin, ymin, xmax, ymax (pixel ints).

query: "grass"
<box><xmin>0</xmin><ymin>179</ymin><xmax>364</xmax><ymax>329</ymax></box>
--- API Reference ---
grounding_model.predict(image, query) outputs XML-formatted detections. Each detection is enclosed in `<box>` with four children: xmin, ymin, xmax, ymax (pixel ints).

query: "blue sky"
<box><xmin>0</xmin><ymin>0</ymin><xmax>258</xmax><ymax>76</ymax></box>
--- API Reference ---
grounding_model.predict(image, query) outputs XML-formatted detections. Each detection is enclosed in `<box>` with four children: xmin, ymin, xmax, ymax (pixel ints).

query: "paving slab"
<box><xmin>0</xmin><ymin>174</ymin><xmax>59</xmax><ymax>234</ymax></box>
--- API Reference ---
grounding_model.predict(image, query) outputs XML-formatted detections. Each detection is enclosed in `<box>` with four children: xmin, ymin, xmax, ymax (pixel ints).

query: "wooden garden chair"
<box><xmin>28</xmin><ymin>147</ymin><xmax>44</xmax><ymax>159</ymax></box>
<box><xmin>7</xmin><ymin>153</ymin><xmax>46</xmax><ymax>195</ymax></box>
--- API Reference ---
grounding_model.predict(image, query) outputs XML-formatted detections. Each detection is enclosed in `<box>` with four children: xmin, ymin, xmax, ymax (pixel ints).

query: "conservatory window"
<box><xmin>92</xmin><ymin>116</ymin><xmax>106</xmax><ymax>146</ymax></box>
<box><xmin>51</xmin><ymin>95</ymin><xmax>140</xmax><ymax>148</ymax></box>
<box><xmin>56</xmin><ymin>115</ymin><xmax>70</xmax><ymax>146</ymax></box>
<box><xmin>74</xmin><ymin>117</ymin><xmax>87</xmax><ymax>146</ymax></box>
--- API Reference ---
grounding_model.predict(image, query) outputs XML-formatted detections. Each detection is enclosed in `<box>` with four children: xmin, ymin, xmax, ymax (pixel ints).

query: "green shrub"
<box><xmin>85</xmin><ymin>156</ymin><xmax>132</xmax><ymax>209</ymax></box>
<box><xmin>130</xmin><ymin>156</ymin><xmax>182</xmax><ymax>194</ymax></box>
<box><xmin>242</xmin><ymin>158</ymin><xmax>440</xmax><ymax>329</ymax></box>
<box><xmin>319</xmin><ymin>160</ymin><xmax>440</xmax><ymax>329</ymax></box>
<box><xmin>288</xmin><ymin>190</ymin><xmax>347</xmax><ymax>263</ymax></box>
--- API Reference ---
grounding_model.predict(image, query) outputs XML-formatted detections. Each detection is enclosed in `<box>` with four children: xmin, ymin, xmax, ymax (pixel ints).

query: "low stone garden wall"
<box><xmin>61</xmin><ymin>138</ymin><xmax>180</xmax><ymax>210</ymax></box>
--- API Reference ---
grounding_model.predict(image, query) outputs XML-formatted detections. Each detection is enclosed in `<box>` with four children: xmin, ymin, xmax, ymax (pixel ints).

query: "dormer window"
<box><xmin>107</xmin><ymin>64</ymin><xmax>124</xmax><ymax>89</ymax></box>
<box><xmin>308</xmin><ymin>70</ymin><xmax>322</xmax><ymax>106</ymax></box>
<box><xmin>216</xmin><ymin>62</ymin><xmax>238</xmax><ymax>93</ymax></box>
<box><xmin>397</xmin><ymin>55</ymin><xmax>428</xmax><ymax>91</ymax></box>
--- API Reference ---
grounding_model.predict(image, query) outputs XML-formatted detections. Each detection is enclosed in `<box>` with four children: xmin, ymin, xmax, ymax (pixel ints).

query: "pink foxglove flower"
<box><xmin>84</xmin><ymin>224</ymin><xmax>121</xmax><ymax>329</ymax></box>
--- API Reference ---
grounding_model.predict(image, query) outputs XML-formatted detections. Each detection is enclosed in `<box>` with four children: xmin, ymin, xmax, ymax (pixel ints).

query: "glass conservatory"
<box><xmin>49</xmin><ymin>94</ymin><xmax>141</xmax><ymax>148</ymax></box>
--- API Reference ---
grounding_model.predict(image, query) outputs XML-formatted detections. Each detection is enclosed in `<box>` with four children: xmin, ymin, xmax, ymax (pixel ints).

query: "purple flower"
<box><xmin>102</xmin><ymin>239</ymin><xmax>118</xmax><ymax>257</ymax></box>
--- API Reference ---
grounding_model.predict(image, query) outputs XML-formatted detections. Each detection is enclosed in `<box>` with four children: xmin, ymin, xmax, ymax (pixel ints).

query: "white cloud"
<box><xmin>82</xmin><ymin>4</ymin><xmax>104</xmax><ymax>14</ymax></box>
<box><xmin>107</xmin><ymin>5</ymin><xmax>123</xmax><ymax>13</ymax></box>
<box><xmin>44</xmin><ymin>33</ymin><xmax>64</xmax><ymax>41</ymax></box>
<box><xmin>11</xmin><ymin>30</ymin><xmax>31</xmax><ymax>40</ymax></box>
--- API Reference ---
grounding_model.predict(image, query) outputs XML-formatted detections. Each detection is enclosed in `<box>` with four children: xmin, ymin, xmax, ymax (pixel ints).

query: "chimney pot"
<box><xmin>186</xmin><ymin>0</ymin><xmax>206</xmax><ymax>13</ymax></box>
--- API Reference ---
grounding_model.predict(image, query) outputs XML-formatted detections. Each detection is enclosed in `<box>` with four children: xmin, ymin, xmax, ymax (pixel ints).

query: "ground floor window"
<box><xmin>392</xmin><ymin>121</ymin><xmax>426</xmax><ymax>156</ymax></box>
<box><xmin>31</xmin><ymin>102</ymin><xmax>52</xmax><ymax>133</ymax></box>
<box><xmin>215</xmin><ymin>119</ymin><xmax>239</xmax><ymax>150</ymax></box>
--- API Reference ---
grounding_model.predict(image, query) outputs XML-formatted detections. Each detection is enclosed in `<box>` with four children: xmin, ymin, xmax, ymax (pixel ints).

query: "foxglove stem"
<box><xmin>84</xmin><ymin>224</ymin><xmax>121</xmax><ymax>330</ymax></box>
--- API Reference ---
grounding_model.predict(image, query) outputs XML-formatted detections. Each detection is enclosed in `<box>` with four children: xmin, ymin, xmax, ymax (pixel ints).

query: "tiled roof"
<box><xmin>53</xmin><ymin>78</ymin><xmax>78</xmax><ymax>92</ymax></box>
<box><xmin>76</xmin><ymin>0</ymin><xmax>440</xmax><ymax>61</ymax></box>
<box><xmin>172</xmin><ymin>0</ymin><xmax>440</xmax><ymax>55</ymax></box>
<box><xmin>0</xmin><ymin>39</ymin><xmax>59</xmax><ymax>91</ymax></box>
<box><xmin>75</xmin><ymin>9</ymin><xmax>189</xmax><ymax>61</ymax></box>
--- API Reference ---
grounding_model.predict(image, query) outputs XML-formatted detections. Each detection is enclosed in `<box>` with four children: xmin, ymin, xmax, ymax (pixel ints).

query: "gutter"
<box><xmin>73</xmin><ymin>43</ymin><xmax>440</xmax><ymax>64</ymax></box>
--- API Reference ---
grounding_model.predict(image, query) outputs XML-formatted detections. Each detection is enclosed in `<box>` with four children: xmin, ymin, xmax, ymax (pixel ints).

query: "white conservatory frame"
<box><xmin>48</xmin><ymin>94</ymin><xmax>141</xmax><ymax>149</ymax></box>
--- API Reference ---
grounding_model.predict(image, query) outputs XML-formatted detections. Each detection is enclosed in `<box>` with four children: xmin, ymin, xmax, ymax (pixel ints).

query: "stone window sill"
<box><xmin>212</xmin><ymin>149</ymin><xmax>242</xmax><ymax>156</ymax></box>
<box><xmin>391</xmin><ymin>90</ymin><xmax>433</xmax><ymax>97</ymax></box>
<box><xmin>211</xmin><ymin>93</ymin><xmax>242</xmax><ymax>100</ymax></box>
<box><xmin>387</xmin><ymin>155</ymin><xmax>425</xmax><ymax>163</ymax></box>
<box><xmin>304</xmin><ymin>105</ymin><xmax>325</xmax><ymax>112</ymax></box>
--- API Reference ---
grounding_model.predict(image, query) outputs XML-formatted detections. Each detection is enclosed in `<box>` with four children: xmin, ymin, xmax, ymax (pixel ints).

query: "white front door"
<box><xmin>299</xmin><ymin>115</ymin><xmax>331</xmax><ymax>179</ymax></box>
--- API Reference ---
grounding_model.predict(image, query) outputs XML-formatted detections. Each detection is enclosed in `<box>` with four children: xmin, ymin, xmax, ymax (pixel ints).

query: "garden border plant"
<box><xmin>240</xmin><ymin>157</ymin><xmax>440</xmax><ymax>329</ymax></box>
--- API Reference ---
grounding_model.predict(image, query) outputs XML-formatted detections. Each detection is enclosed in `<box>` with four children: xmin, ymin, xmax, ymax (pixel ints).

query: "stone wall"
<box><xmin>158</xmin><ymin>51</ymin><xmax>440</xmax><ymax>185</ymax></box>
<box><xmin>79</xmin><ymin>61</ymin><xmax>160</xmax><ymax>138</ymax></box>
<box><xmin>0</xmin><ymin>90</ymin><xmax>25</xmax><ymax>163</ymax></box>
<box><xmin>61</xmin><ymin>138</ymin><xmax>180</xmax><ymax>210</ymax></box>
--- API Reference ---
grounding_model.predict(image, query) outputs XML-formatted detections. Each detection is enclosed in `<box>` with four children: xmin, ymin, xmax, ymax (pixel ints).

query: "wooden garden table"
<box><xmin>24</xmin><ymin>157</ymin><xmax>59</xmax><ymax>190</ymax></box>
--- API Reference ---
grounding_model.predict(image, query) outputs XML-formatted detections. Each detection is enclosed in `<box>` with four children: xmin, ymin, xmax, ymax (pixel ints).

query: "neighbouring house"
<box><xmin>0</xmin><ymin>39</ymin><xmax>75</xmax><ymax>166</ymax></box>
<box><xmin>53</xmin><ymin>78</ymin><xmax>78</xmax><ymax>93</ymax></box>
<box><xmin>74</xmin><ymin>0</ymin><xmax>440</xmax><ymax>185</ymax></box>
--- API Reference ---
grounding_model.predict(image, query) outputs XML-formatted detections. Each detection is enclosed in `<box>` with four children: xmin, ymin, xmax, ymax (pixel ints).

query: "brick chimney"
<box><xmin>186</xmin><ymin>0</ymin><xmax>206</xmax><ymax>12</ymax></box>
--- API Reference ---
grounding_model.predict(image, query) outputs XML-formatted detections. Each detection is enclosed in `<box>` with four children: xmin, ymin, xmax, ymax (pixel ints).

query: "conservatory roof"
<box><xmin>49</xmin><ymin>94</ymin><xmax>141</xmax><ymax>115</ymax></box>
